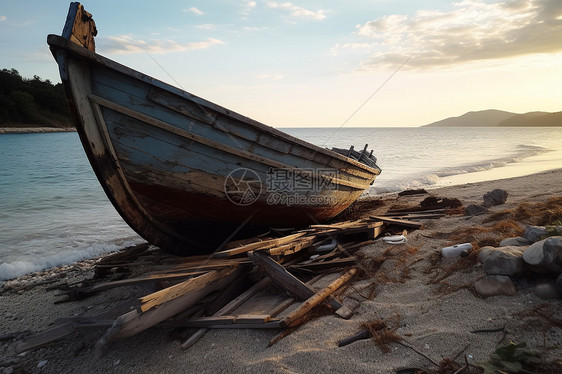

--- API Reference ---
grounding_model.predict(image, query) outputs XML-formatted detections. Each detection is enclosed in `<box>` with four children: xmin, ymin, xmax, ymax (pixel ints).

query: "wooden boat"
<box><xmin>47</xmin><ymin>3</ymin><xmax>381</xmax><ymax>255</ymax></box>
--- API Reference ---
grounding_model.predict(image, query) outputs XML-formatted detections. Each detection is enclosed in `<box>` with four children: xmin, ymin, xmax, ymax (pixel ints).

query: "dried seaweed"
<box><xmin>361</xmin><ymin>314</ymin><xmax>402</xmax><ymax>353</ymax></box>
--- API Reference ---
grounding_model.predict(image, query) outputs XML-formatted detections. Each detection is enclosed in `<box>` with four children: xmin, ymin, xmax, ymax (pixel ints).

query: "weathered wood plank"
<box><xmin>180</xmin><ymin>277</ymin><xmax>272</xmax><ymax>349</ymax></box>
<box><xmin>267</xmin><ymin>236</ymin><xmax>317</xmax><ymax>256</ymax></box>
<box><xmin>281</xmin><ymin>268</ymin><xmax>357</xmax><ymax>328</ymax></box>
<box><xmin>212</xmin><ymin>232</ymin><xmax>308</xmax><ymax>258</ymax></box>
<box><xmin>248</xmin><ymin>252</ymin><xmax>344</xmax><ymax>312</ymax></box>
<box><xmin>95</xmin><ymin>267</ymin><xmax>241</xmax><ymax>357</ymax></box>
<box><xmin>369</xmin><ymin>215</ymin><xmax>423</xmax><ymax>229</ymax></box>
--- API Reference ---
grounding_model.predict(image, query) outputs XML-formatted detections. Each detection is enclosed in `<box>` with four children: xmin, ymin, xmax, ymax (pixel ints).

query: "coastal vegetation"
<box><xmin>0</xmin><ymin>68</ymin><xmax>73</xmax><ymax>129</ymax></box>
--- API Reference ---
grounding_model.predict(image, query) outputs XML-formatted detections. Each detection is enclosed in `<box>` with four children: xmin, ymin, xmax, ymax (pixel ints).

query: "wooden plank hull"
<box><xmin>47</xmin><ymin>5</ymin><xmax>381</xmax><ymax>255</ymax></box>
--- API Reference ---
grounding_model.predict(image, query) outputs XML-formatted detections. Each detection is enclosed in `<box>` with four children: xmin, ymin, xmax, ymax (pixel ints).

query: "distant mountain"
<box><xmin>423</xmin><ymin>109</ymin><xmax>562</xmax><ymax>127</ymax></box>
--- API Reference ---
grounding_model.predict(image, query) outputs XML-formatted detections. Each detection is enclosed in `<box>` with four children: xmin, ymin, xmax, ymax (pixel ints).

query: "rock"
<box><xmin>465</xmin><ymin>204</ymin><xmax>489</xmax><ymax>216</ymax></box>
<box><xmin>523</xmin><ymin>236</ymin><xmax>562</xmax><ymax>272</ymax></box>
<box><xmin>37</xmin><ymin>360</ymin><xmax>48</xmax><ymax>369</ymax></box>
<box><xmin>483</xmin><ymin>189</ymin><xmax>508</xmax><ymax>207</ymax></box>
<box><xmin>556</xmin><ymin>274</ymin><xmax>562</xmax><ymax>295</ymax></box>
<box><xmin>499</xmin><ymin>237</ymin><xmax>531</xmax><ymax>247</ymax></box>
<box><xmin>524</xmin><ymin>226</ymin><xmax>547</xmax><ymax>243</ymax></box>
<box><xmin>535</xmin><ymin>283</ymin><xmax>559</xmax><ymax>300</ymax></box>
<box><xmin>483</xmin><ymin>246</ymin><xmax>526</xmax><ymax>276</ymax></box>
<box><xmin>475</xmin><ymin>275</ymin><xmax>516</xmax><ymax>298</ymax></box>
<box><xmin>478</xmin><ymin>246</ymin><xmax>495</xmax><ymax>264</ymax></box>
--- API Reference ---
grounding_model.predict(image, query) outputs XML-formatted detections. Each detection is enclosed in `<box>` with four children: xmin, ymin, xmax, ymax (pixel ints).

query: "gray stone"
<box><xmin>465</xmin><ymin>204</ymin><xmax>489</xmax><ymax>216</ymax></box>
<box><xmin>478</xmin><ymin>246</ymin><xmax>495</xmax><ymax>264</ymax></box>
<box><xmin>483</xmin><ymin>246</ymin><xmax>526</xmax><ymax>276</ymax></box>
<box><xmin>523</xmin><ymin>236</ymin><xmax>562</xmax><ymax>272</ymax></box>
<box><xmin>483</xmin><ymin>189</ymin><xmax>508</xmax><ymax>207</ymax></box>
<box><xmin>535</xmin><ymin>283</ymin><xmax>559</xmax><ymax>300</ymax></box>
<box><xmin>543</xmin><ymin>236</ymin><xmax>562</xmax><ymax>272</ymax></box>
<box><xmin>475</xmin><ymin>275</ymin><xmax>516</xmax><ymax>298</ymax></box>
<box><xmin>499</xmin><ymin>237</ymin><xmax>531</xmax><ymax>247</ymax></box>
<box><xmin>524</xmin><ymin>226</ymin><xmax>547</xmax><ymax>243</ymax></box>
<box><xmin>556</xmin><ymin>274</ymin><xmax>562</xmax><ymax>296</ymax></box>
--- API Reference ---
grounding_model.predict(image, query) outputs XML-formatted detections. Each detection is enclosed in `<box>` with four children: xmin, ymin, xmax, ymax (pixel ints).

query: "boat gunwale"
<box><xmin>47</xmin><ymin>34</ymin><xmax>381</xmax><ymax>177</ymax></box>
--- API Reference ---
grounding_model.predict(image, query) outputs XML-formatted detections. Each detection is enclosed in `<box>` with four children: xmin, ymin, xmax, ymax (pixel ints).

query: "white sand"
<box><xmin>1</xmin><ymin>169</ymin><xmax>562</xmax><ymax>373</ymax></box>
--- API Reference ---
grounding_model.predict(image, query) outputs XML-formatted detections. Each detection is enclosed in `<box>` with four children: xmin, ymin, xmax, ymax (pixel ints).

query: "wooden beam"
<box><xmin>369</xmin><ymin>215</ymin><xmax>423</xmax><ymax>229</ymax></box>
<box><xmin>248</xmin><ymin>251</ymin><xmax>348</xmax><ymax>315</ymax></box>
<box><xmin>281</xmin><ymin>269</ymin><xmax>357</xmax><ymax>328</ymax></box>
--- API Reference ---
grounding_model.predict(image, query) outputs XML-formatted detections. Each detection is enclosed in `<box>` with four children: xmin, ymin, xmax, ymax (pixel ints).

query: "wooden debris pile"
<box><xmin>15</xmin><ymin>216</ymin><xmax>424</xmax><ymax>358</ymax></box>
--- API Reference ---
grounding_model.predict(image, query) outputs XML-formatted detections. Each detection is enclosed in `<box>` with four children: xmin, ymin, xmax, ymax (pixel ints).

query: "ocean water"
<box><xmin>1</xmin><ymin>127</ymin><xmax>562</xmax><ymax>280</ymax></box>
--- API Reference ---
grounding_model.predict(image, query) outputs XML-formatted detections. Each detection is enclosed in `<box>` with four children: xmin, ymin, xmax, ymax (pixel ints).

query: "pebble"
<box><xmin>499</xmin><ymin>237</ymin><xmax>530</xmax><ymax>247</ymax></box>
<box><xmin>482</xmin><ymin>189</ymin><xmax>508</xmax><ymax>207</ymax></box>
<box><xmin>483</xmin><ymin>246</ymin><xmax>525</xmax><ymax>277</ymax></box>
<box><xmin>535</xmin><ymin>283</ymin><xmax>559</xmax><ymax>300</ymax></box>
<box><xmin>37</xmin><ymin>360</ymin><xmax>48</xmax><ymax>369</ymax></box>
<box><xmin>524</xmin><ymin>226</ymin><xmax>547</xmax><ymax>243</ymax></box>
<box><xmin>475</xmin><ymin>275</ymin><xmax>516</xmax><ymax>298</ymax></box>
<box><xmin>465</xmin><ymin>204</ymin><xmax>489</xmax><ymax>216</ymax></box>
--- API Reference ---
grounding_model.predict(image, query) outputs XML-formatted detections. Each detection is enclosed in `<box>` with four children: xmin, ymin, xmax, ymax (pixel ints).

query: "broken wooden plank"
<box><xmin>180</xmin><ymin>277</ymin><xmax>272</xmax><ymax>349</ymax></box>
<box><xmin>369</xmin><ymin>215</ymin><xmax>423</xmax><ymax>229</ymax></box>
<box><xmin>95</xmin><ymin>267</ymin><xmax>242</xmax><ymax>357</ymax></box>
<box><xmin>287</xmin><ymin>257</ymin><xmax>358</xmax><ymax>273</ymax></box>
<box><xmin>212</xmin><ymin>232</ymin><xmax>308</xmax><ymax>258</ymax></box>
<box><xmin>267</xmin><ymin>236</ymin><xmax>317</xmax><ymax>256</ymax></box>
<box><xmin>281</xmin><ymin>268</ymin><xmax>357</xmax><ymax>328</ymax></box>
<box><xmin>248</xmin><ymin>251</ymin><xmax>349</xmax><ymax>316</ymax></box>
<box><xmin>182</xmin><ymin>314</ymin><xmax>273</xmax><ymax>327</ymax></box>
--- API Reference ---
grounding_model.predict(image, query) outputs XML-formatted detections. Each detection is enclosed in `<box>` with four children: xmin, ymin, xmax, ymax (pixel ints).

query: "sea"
<box><xmin>1</xmin><ymin>127</ymin><xmax>562</xmax><ymax>280</ymax></box>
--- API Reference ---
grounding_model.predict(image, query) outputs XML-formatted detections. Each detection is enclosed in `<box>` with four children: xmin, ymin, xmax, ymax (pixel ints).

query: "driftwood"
<box><xmin>95</xmin><ymin>267</ymin><xmax>242</xmax><ymax>357</ymax></box>
<box><xmin>281</xmin><ymin>268</ymin><xmax>357</xmax><ymax>328</ymax></box>
<box><xmin>16</xmin><ymin>215</ymin><xmax>427</xmax><ymax>356</ymax></box>
<box><xmin>248</xmin><ymin>251</ymin><xmax>351</xmax><ymax>317</ymax></box>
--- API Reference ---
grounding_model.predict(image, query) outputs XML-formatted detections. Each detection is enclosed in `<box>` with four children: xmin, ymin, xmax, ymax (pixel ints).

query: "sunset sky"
<box><xmin>1</xmin><ymin>0</ymin><xmax>561</xmax><ymax>127</ymax></box>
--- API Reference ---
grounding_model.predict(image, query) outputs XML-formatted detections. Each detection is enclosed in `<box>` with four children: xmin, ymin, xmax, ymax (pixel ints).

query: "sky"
<box><xmin>1</xmin><ymin>0</ymin><xmax>561</xmax><ymax>127</ymax></box>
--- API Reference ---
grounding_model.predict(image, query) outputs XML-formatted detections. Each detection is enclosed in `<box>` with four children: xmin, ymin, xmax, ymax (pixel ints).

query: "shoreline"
<box><xmin>1</xmin><ymin>168</ymin><xmax>561</xmax><ymax>283</ymax></box>
<box><xmin>0</xmin><ymin>127</ymin><xmax>76</xmax><ymax>134</ymax></box>
<box><xmin>1</xmin><ymin>168</ymin><xmax>562</xmax><ymax>373</ymax></box>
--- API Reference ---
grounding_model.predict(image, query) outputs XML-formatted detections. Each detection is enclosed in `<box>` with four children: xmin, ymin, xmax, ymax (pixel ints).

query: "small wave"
<box><xmin>368</xmin><ymin>145</ymin><xmax>552</xmax><ymax>194</ymax></box>
<box><xmin>368</xmin><ymin>174</ymin><xmax>441</xmax><ymax>194</ymax></box>
<box><xmin>434</xmin><ymin>145</ymin><xmax>551</xmax><ymax>178</ymax></box>
<box><xmin>0</xmin><ymin>238</ymin><xmax>145</xmax><ymax>281</ymax></box>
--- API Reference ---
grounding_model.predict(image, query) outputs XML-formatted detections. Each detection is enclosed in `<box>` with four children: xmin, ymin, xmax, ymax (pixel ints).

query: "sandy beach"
<box><xmin>1</xmin><ymin>169</ymin><xmax>562</xmax><ymax>373</ymax></box>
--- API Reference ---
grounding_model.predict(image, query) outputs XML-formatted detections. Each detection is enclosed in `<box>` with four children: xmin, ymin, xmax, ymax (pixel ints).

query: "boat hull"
<box><xmin>48</xmin><ymin>32</ymin><xmax>380</xmax><ymax>255</ymax></box>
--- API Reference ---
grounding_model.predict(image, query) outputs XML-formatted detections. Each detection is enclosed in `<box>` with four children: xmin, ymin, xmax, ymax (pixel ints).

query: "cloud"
<box><xmin>0</xmin><ymin>16</ymin><xmax>6</xmax><ymax>21</ymax></box>
<box><xmin>267</xmin><ymin>2</ymin><xmax>327</xmax><ymax>20</ymax></box>
<box><xmin>100</xmin><ymin>35</ymin><xmax>224</xmax><ymax>55</ymax></box>
<box><xmin>256</xmin><ymin>73</ymin><xmax>284</xmax><ymax>80</ymax></box>
<box><xmin>354</xmin><ymin>0</ymin><xmax>562</xmax><ymax>70</ymax></box>
<box><xmin>330</xmin><ymin>42</ymin><xmax>373</xmax><ymax>55</ymax></box>
<box><xmin>239</xmin><ymin>1</ymin><xmax>257</xmax><ymax>17</ymax></box>
<box><xmin>183</xmin><ymin>7</ymin><xmax>204</xmax><ymax>16</ymax></box>
<box><xmin>195</xmin><ymin>24</ymin><xmax>217</xmax><ymax>30</ymax></box>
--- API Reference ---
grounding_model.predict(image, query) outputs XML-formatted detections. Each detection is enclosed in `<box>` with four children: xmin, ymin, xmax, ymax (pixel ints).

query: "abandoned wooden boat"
<box><xmin>47</xmin><ymin>3</ymin><xmax>381</xmax><ymax>255</ymax></box>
